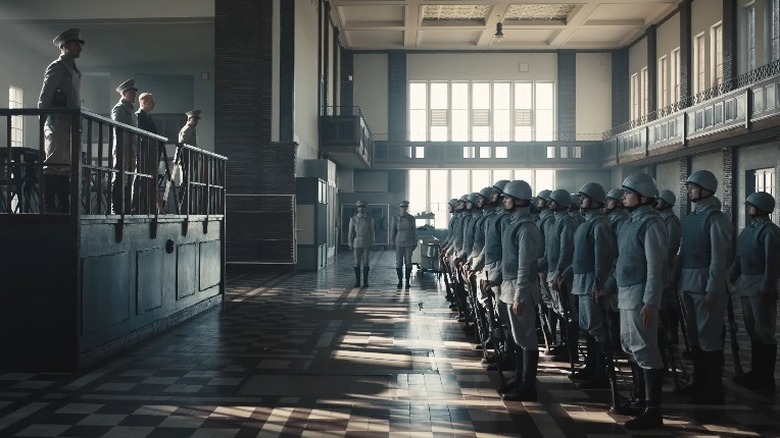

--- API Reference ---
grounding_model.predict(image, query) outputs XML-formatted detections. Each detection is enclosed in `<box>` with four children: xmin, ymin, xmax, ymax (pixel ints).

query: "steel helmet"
<box><xmin>492</xmin><ymin>179</ymin><xmax>510</xmax><ymax>193</ymax></box>
<box><xmin>447</xmin><ymin>198</ymin><xmax>458</xmax><ymax>208</ymax></box>
<box><xmin>658</xmin><ymin>189</ymin><xmax>676</xmax><ymax>206</ymax></box>
<box><xmin>686</xmin><ymin>170</ymin><xmax>718</xmax><ymax>193</ymax></box>
<box><xmin>622</xmin><ymin>173</ymin><xmax>658</xmax><ymax>198</ymax></box>
<box><xmin>399</xmin><ymin>200</ymin><xmax>410</xmax><ymax>208</ymax></box>
<box><xmin>458</xmin><ymin>194</ymin><xmax>468</xmax><ymax>202</ymax></box>
<box><xmin>578</xmin><ymin>182</ymin><xmax>606</xmax><ymax>205</ymax></box>
<box><xmin>536</xmin><ymin>189</ymin><xmax>552</xmax><ymax>201</ymax></box>
<box><xmin>503</xmin><ymin>180</ymin><xmax>533</xmax><ymax>201</ymax></box>
<box><xmin>467</xmin><ymin>192</ymin><xmax>481</xmax><ymax>204</ymax></box>
<box><xmin>746</xmin><ymin>192</ymin><xmax>776</xmax><ymax>213</ymax></box>
<box><xmin>479</xmin><ymin>186</ymin><xmax>494</xmax><ymax>199</ymax></box>
<box><xmin>549</xmin><ymin>189</ymin><xmax>571</xmax><ymax>208</ymax></box>
<box><xmin>606</xmin><ymin>188</ymin><xmax>624</xmax><ymax>201</ymax></box>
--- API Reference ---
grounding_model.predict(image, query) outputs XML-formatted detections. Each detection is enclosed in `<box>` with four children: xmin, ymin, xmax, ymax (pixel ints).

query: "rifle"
<box><xmin>599</xmin><ymin>295</ymin><xmax>621</xmax><ymax>412</ymax></box>
<box><xmin>658</xmin><ymin>308</ymin><xmax>689</xmax><ymax>391</ymax></box>
<box><xmin>556</xmin><ymin>281</ymin><xmax>577</xmax><ymax>373</ymax></box>
<box><xmin>725</xmin><ymin>284</ymin><xmax>744</xmax><ymax>378</ymax></box>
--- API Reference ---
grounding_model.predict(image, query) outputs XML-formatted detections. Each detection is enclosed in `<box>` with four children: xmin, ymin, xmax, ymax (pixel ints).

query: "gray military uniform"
<box><xmin>391</xmin><ymin>212</ymin><xmax>418</xmax><ymax>269</ymax></box>
<box><xmin>179</xmin><ymin>124</ymin><xmax>197</xmax><ymax>146</ymax></box>
<box><xmin>38</xmin><ymin>55</ymin><xmax>81</xmax><ymax>174</ymax></box>
<box><xmin>546</xmin><ymin>211</ymin><xmax>577</xmax><ymax>318</ymax></box>
<box><xmin>499</xmin><ymin>207</ymin><xmax>542</xmax><ymax>350</ymax></box>
<box><xmin>474</xmin><ymin>206</ymin><xmax>508</xmax><ymax>303</ymax></box>
<box><xmin>349</xmin><ymin>213</ymin><xmax>375</xmax><ymax>267</ymax></box>
<box><xmin>568</xmin><ymin>210</ymin><xmax>615</xmax><ymax>342</ymax></box>
<box><xmin>111</xmin><ymin>98</ymin><xmax>138</xmax><ymax>211</ymax></box>
<box><xmin>678</xmin><ymin>196</ymin><xmax>732</xmax><ymax>351</ymax></box>
<box><xmin>616</xmin><ymin>204</ymin><xmax>668</xmax><ymax>369</ymax></box>
<box><xmin>729</xmin><ymin>217</ymin><xmax>780</xmax><ymax>344</ymax></box>
<box><xmin>658</xmin><ymin>208</ymin><xmax>681</xmax><ymax>307</ymax></box>
<box><xmin>537</xmin><ymin>208</ymin><xmax>557</xmax><ymax>305</ymax></box>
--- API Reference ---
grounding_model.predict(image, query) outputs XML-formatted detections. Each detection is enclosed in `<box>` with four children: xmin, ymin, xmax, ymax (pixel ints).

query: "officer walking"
<box><xmin>615</xmin><ymin>173</ymin><xmax>667</xmax><ymax>430</ymax></box>
<box><xmin>568</xmin><ymin>183</ymin><xmax>615</xmax><ymax>389</ymax></box>
<box><xmin>348</xmin><ymin>200</ymin><xmax>375</xmax><ymax>288</ymax></box>
<box><xmin>656</xmin><ymin>190</ymin><xmax>682</xmax><ymax>346</ymax></box>
<box><xmin>38</xmin><ymin>28</ymin><xmax>84</xmax><ymax>213</ymax></box>
<box><xmin>676</xmin><ymin>170</ymin><xmax>732</xmax><ymax>404</ymax></box>
<box><xmin>496</xmin><ymin>180</ymin><xmax>543</xmax><ymax>401</ymax></box>
<box><xmin>111</xmin><ymin>79</ymin><xmax>139</xmax><ymax>213</ymax></box>
<box><xmin>729</xmin><ymin>192</ymin><xmax>779</xmax><ymax>392</ymax></box>
<box><xmin>391</xmin><ymin>200</ymin><xmax>418</xmax><ymax>289</ymax></box>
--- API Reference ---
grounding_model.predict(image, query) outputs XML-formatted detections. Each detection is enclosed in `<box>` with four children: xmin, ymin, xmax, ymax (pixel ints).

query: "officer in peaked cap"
<box><xmin>179</xmin><ymin>110</ymin><xmax>202</xmax><ymax>146</ymax></box>
<box><xmin>391</xmin><ymin>200</ymin><xmax>418</xmax><ymax>289</ymax></box>
<box><xmin>38</xmin><ymin>28</ymin><xmax>84</xmax><ymax>212</ymax></box>
<box><xmin>110</xmin><ymin>79</ymin><xmax>139</xmax><ymax>213</ymax></box>
<box><xmin>349</xmin><ymin>200</ymin><xmax>375</xmax><ymax>288</ymax></box>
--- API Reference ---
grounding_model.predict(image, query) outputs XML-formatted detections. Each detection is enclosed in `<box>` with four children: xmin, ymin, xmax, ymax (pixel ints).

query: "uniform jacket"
<box><xmin>678</xmin><ymin>196</ymin><xmax>732</xmax><ymax>296</ymax></box>
<box><xmin>455</xmin><ymin>210</ymin><xmax>478</xmax><ymax>261</ymax></box>
<box><xmin>729</xmin><ymin>217</ymin><xmax>780</xmax><ymax>297</ymax></box>
<box><xmin>111</xmin><ymin>98</ymin><xmax>137</xmax><ymax>153</ymax></box>
<box><xmin>537</xmin><ymin>209</ymin><xmax>556</xmax><ymax>273</ymax></box>
<box><xmin>38</xmin><ymin>55</ymin><xmax>81</xmax><ymax>171</ymax></box>
<box><xmin>568</xmin><ymin>210</ymin><xmax>615</xmax><ymax>295</ymax></box>
<box><xmin>136</xmin><ymin>109</ymin><xmax>158</xmax><ymax>134</ymax></box>
<box><xmin>348</xmin><ymin>213</ymin><xmax>375</xmax><ymax>249</ymax></box>
<box><xmin>468</xmin><ymin>208</ymin><xmax>491</xmax><ymax>262</ymax></box>
<box><xmin>498</xmin><ymin>208</ymin><xmax>542</xmax><ymax>304</ymax></box>
<box><xmin>391</xmin><ymin>212</ymin><xmax>418</xmax><ymax>248</ymax></box>
<box><xmin>658</xmin><ymin>208</ymin><xmax>681</xmax><ymax>289</ymax></box>
<box><xmin>179</xmin><ymin>124</ymin><xmax>197</xmax><ymax>146</ymax></box>
<box><xmin>616</xmin><ymin>204</ymin><xmax>668</xmax><ymax>309</ymax></box>
<box><xmin>546</xmin><ymin>211</ymin><xmax>577</xmax><ymax>283</ymax></box>
<box><xmin>472</xmin><ymin>206</ymin><xmax>506</xmax><ymax>272</ymax></box>
<box><xmin>443</xmin><ymin>211</ymin><xmax>465</xmax><ymax>254</ymax></box>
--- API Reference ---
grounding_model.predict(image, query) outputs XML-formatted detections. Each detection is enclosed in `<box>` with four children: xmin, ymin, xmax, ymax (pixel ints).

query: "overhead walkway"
<box><xmin>0</xmin><ymin>250</ymin><xmax>776</xmax><ymax>437</ymax></box>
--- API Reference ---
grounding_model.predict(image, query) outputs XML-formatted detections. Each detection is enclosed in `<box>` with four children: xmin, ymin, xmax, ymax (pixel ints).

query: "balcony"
<box><xmin>319</xmin><ymin>106</ymin><xmax>374</xmax><ymax>168</ymax></box>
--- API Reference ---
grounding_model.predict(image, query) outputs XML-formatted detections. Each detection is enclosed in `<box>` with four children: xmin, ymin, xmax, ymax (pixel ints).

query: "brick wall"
<box><xmin>680</xmin><ymin>156</ymin><xmax>691</xmax><ymax>217</ymax></box>
<box><xmin>612</xmin><ymin>48</ymin><xmax>629</xmax><ymax>127</ymax></box>
<box><xmin>722</xmin><ymin>0</ymin><xmax>738</xmax><ymax>84</ymax></box>
<box><xmin>679</xmin><ymin>0</ymin><xmax>692</xmax><ymax>107</ymax></box>
<box><xmin>646</xmin><ymin>25</ymin><xmax>657</xmax><ymax>115</ymax></box>
<box><xmin>387</xmin><ymin>51</ymin><xmax>407</xmax><ymax>142</ymax></box>
<box><xmin>722</xmin><ymin>147</ymin><xmax>735</xmax><ymax>222</ymax></box>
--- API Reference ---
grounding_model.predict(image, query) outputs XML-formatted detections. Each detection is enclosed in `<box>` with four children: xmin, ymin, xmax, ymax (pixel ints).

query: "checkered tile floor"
<box><xmin>0</xmin><ymin>250</ymin><xmax>777</xmax><ymax>437</ymax></box>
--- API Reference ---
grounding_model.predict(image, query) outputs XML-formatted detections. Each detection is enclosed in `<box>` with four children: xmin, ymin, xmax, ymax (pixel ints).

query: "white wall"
<box><xmin>293</xmin><ymin>0</ymin><xmax>320</xmax><ymax>174</ymax></box>
<box><xmin>407</xmin><ymin>53</ymin><xmax>557</xmax><ymax>80</ymax></box>
<box><xmin>628</xmin><ymin>36</ymin><xmax>648</xmax><ymax>80</ymax></box>
<box><xmin>657</xmin><ymin>12</ymin><xmax>680</xmax><ymax>106</ymax></box>
<box><xmin>353</xmin><ymin>54</ymin><xmax>389</xmax><ymax>140</ymax></box>
<box><xmin>576</xmin><ymin>53</ymin><xmax>612</xmax><ymax>136</ymax></box>
<box><xmin>354</xmin><ymin>170</ymin><xmax>389</xmax><ymax>192</ymax></box>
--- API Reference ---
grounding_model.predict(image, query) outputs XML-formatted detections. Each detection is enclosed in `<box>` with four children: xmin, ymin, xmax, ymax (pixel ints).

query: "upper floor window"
<box><xmin>671</xmin><ymin>47</ymin><xmax>681</xmax><ymax>103</ymax></box>
<box><xmin>711</xmin><ymin>22</ymin><xmax>723</xmax><ymax>86</ymax></box>
<box><xmin>408</xmin><ymin>80</ymin><xmax>555</xmax><ymax>142</ymax></box>
<box><xmin>8</xmin><ymin>86</ymin><xmax>23</xmax><ymax>147</ymax></box>
<box><xmin>641</xmin><ymin>67</ymin><xmax>649</xmax><ymax>116</ymax></box>
<box><xmin>630</xmin><ymin>73</ymin><xmax>640</xmax><ymax>120</ymax></box>
<box><xmin>659</xmin><ymin>55</ymin><xmax>669</xmax><ymax>109</ymax></box>
<box><xmin>694</xmin><ymin>33</ymin><xmax>706</xmax><ymax>94</ymax></box>
<box><xmin>745</xmin><ymin>4</ymin><xmax>756</xmax><ymax>71</ymax></box>
<box><xmin>771</xmin><ymin>0</ymin><xmax>780</xmax><ymax>61</ymax></box>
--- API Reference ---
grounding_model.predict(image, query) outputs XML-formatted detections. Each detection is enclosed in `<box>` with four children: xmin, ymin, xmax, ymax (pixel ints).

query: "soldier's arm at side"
<box><xmin>642</xmin><ymin>220</ymin><xmax>668</xmax><ymax>308</ymax></box>
<box><xmin>348</xmin><ymin>218</ymin><xmax>356</xmax><ymax>248</ymax></box>
<box><xmin>554</xmin><ymin>219</ymin><xmax>575</xmax><ymax>280</ymax></box>
<box><xmin>38</xmin><ymin>62</ymin><xmax>65</xmax><ymax>109</ymax></box>
<box><xmin>762</xmin><ymin>225</ymin><xmax>780</xmax><ymax>293</ymax></box>
<box><xmin>706</xmin><ymin>214</ymin><xmax>733</xmax><ymax>295</ymax></box>
<box><xmin>515</xmin><ymin>224</ymin><xmax>540</xmax><ymax>303</ymax></box>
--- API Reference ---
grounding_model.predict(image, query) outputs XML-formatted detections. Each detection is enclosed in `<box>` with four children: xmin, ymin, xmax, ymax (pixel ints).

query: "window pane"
<box><xmin>415</xmin><ymin>146</ymin><xmax>425</xmax><ymax>158</ymax></box>
<box><xmin>494</xmin><ymin>109</ymin><xmax>510</xmax><ymax>141</ymax></box>
<box><xmin>515</xmin><ymin>169</ymin><xmax>533</xmax><ymax>185</ymax></box>
<box><xmin>409</xmin><ymin>170</ymin><xmax>427</xmax><ymax>211</ymax></box>
<box><xmin>472</xmin><ymin>126</ymin><xmax>490</xmax><ymax>142</ymax></box>
<box><xmin>535</xmin><ymin>82</ymin><xmax>553</xmax><ymax>110</ymax></box>
<box><xmin>479</xmin><ymin>146</ymin><xmax>491</xmax><ymax>159</ymax></box>
<box><xmin>410</xmin><ymin>109</ymin><xmax>427</xmax><ymax>141</ymax></box>
<box><xmin>452</xmin><ymin>83</ymin><xmax>469</xmax><ymax>109</ymax></box>
<box><xmin>452</xmin><ymin>110</ymin><xmax>469</xmax><ymax>141</ymax></box>
<box><xmin>494</xmin><ymin>83</ymin><xmax>510</xmax><ymax>109</ymax></box>
<box><xmin>535</xmin><ymin>169</ymin><xmax>555</xmax><ymax>191</ymax></box>
<box><xmin>430</xmin><ymin>83</ymin><xmax>448</xmax><ymax>109</ymax></box>
<box><xmin>536</xmin><ymin>110</ymin><xmax>554</xmax><ymax>141</ymax></box>
<box><xmin>451</xmin><ymin>170</ymin><xmax>469</xmax><ymax>197</ymax></box>
<box><xmin>410</xmin><ymin>83</ymin><xmax>427</xmax><ymax>109</ymax></box>
<box><xmin>471</xmin><ymin>170</ymin><xmax>490</xmax><ymax>191</ymax></box>
<box><xmin>495</xmin><ymin>146</ymin><xmax>508</xmax><ymax>159</ymax></box>
<box><xmin>472</xmin><ymin>82</ymin><xmax>490</xmax><ymax>109</ymax></box>
<box><xmin>493</xmin><ymin>169</ymin><xmax>512</xmax><ymax>182</ymax></box>
<box><xmin>430</xmin><ymin>126</ymin><xmax>447</xmax><ymax>141</ymax></box>
<box><xmin>430</xmin><ymin>170</ymin><xmax>448</xmax><ymax>201</ymax></box>
<box><xmin>462</xmin><ymin>146</ymin><xmax>476</xmax><ymax>158</ymax></box>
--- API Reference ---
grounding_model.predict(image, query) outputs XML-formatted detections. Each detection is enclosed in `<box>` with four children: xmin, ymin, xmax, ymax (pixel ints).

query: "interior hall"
<box><xmin>0</xmin><ymin>0</ymin><xmax>779</xmax><ymax>436</ymax></box>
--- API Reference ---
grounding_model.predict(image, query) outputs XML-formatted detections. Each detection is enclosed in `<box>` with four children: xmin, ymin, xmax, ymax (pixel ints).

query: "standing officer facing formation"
<box><xmin>38</xmin><ymin>28</ymin><xmax>84</xmax><ymax>213</ymax></box>
<box><xmin>111</xmin><ymin>78</ymin><xmax>139</xmax><ymax>213</ymax></box>
<box><xmin>729</xmin><ymin>191</ymin><xmax>779</xmax><ymax>392</ymax></box>
<box><xmin>179</xmin><ymin>109</ymin><xmax>201</xmax><ymax>146</ymax></box>
<box><xmin>349</xmin><ymin>200</ymin><xmax>374</xmax><ymax>288</ymax></box>
<box><xmin>391</xmin><ymin>200</ymin><xmax>418</xmax><ymax>289</ymax></box>
<box><xmin>676</xmin><ymin>170</ymin><xmax>732</xmax><ymax>404</ymax></box>
<box><xmin>615</xmin><ymin>173</ymin><xmax>667</xmax><ymax>430</ymax></box>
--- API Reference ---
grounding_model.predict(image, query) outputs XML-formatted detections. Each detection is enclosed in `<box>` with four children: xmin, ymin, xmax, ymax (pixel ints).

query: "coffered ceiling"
<box><xmin>329</xmin><ymin>0</ymin><xmax>680</xmax><ymax>50</ymax></box>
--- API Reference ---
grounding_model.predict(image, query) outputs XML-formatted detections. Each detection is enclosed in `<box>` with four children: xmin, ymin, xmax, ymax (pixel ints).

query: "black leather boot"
<box><xmin>405</xmin><ymin>268</ymin><xmax>412</xmax><ymax>289</ymax></box>
<box><xmin>570</xmin><ymin>335</ymin><xmax>596</xmax><ymax>381</ymax></box>
<box><xmin>691</xmin><ymin>350</ymin><xmax>724</xmax><ymax>404</ymax></box>
<box><xmin>354</xmin><ymin>267</ymin><xmax>361</xmax><ymax>288</ymax></box>
<box><xmin>624</xmin><ymin>368</ymin><xmax>663</xmax><ymax>430</ymax></box>
<box><xmin>579</xmin><ymin>341</ymin><xmax>609</xmax><ymax>389</ymax></box>
<box><xmin>743</xmin><ymin>343</ymin><xmax>776</xmax><ymax>392</ymax></box>
<box><xmin>498</xmin><ymin>349</ymin><xmax>524</xmax><ymax>395</ymax></box>
<box><xmin>503</xmin><ymin>348</ymin><xmax>539</xmax><ymax>401</ymax></box>
<box><xmin>396</xmin><ymin>268</ymin><xmax>403</xmax><ymax>288</ymax></box>
<box><xmin>610</xmin><ymin>361</ymin><xmax>645</xmax><ymax>415</ymax></box>
<box><xmin>362</xmin><ymin>266</ymin><xmax>370</xmax><ymax>288</ymax></box>
<box><xmin>674</xmin><ymin>346</ymin><xmax>703</xmax><ymax>397</ymax></box>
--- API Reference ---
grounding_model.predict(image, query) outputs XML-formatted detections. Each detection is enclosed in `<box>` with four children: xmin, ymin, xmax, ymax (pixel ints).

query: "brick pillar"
<box><xmin>340</xmin><ymin>50</ymin><xmax>353</xmax><ymax>110</ymax></box>
<box><xmin>722</xmin><ymin>147</ymin><xmax>736</xmax><ymax>223</ymax></box>
<box><xmin>679</xmin><ymin>0</ymin><xmax>692</xmax><ymax>106</ymax></box>
<box><xmin>722</xmin><ymin>0</ymin><xmax>738</xmax><ymax>87</ymax></box>
<box><xmin>388</xmin><ymin>51</ymin><xmax>407</xmax><ymax>142</ymax></box>
<box><xmin>558</xmin><ymin>51</ymin><xmax>576</xmax><ymax>139</ymax></box>
<box><xmin>279</xmin><ymin>0</ymin><xmax>294</xmax><ymax>142</ymax></box>
<box><xmin>680</xmin><ymin>156</ymin><xmax>691</xmax><ymax>217</ymax></box>
<box><xmin>612</xmin><ymin>48</ymin><xmax>629</xmax><ymax>127</ymax></box>
<box><xmin>647</xmin><ymin>25</ymin><xmax>657</xmax><ymax>116</ymax></box>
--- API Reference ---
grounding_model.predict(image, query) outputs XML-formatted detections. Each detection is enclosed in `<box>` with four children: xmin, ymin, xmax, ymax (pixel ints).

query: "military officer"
<box><xmin>547</xmin><ymin>189</ymin><xmax>579</xmax><ymax>363</ymax></box>
<box><xmin>656</xmin><ymin>190</ymin><xmax>682</xmax><ymax>346</ymax></box>
<box><xmin>38</xmin><ymin>28</ymin><xmax>84</xmax><ymax>213</ymax></box>
<box><xmin>568</xmin><ymin>183</ymin><xmax>615</xmax><ymax>389</ymax></box>
<box><xmin>390</xmin><ymin>200</ymin><xmax>418</xmax><ymax>289</ymax></box>
<box><xmin>348</xmin><ymin>200</ymin><xmax>375</xmax><ymax>288</ymax></box>
<box><xmin>179</xmin><ymin>109</ymin><xmax>201</xmax><ymax>146</ymax></box>
<box><xmin>111</xmin><ymin>79</ymin><xmax>139</xmax><ymax>214</ymax></box>
<box><xmin>676</xmin><ymin>170</ymin><xmax>732</xmax><ymax>404</ymax></box>
<box><xmin>497</xmin><ymin>180</ymin><xmax>543</xmax><ymax>402</ymax></box>
<box><xmin>615</xmin><ymin>173</ymin><xmax>667</xmax><ymax>430</ymax></box>
<box><xmin>729</xmin><ymin>192</ymin><xmax>779</xmax><ymax>392</ymax></box>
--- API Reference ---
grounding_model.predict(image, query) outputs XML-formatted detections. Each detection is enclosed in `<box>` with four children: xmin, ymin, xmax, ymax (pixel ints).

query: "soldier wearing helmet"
<box><xmin>497</xmin><ymin>180</ymin><xmax>542</xmax><ymax>401</ymax></box>
<box><xmin>441</xmin><ymin>195</ymin><xmax>467</xmax><ymax>260</ymax></box>
<box><xmin>390</xmin><ymin>200</ymin><xmax>418</xmax><ymax>289</ymax></box>
<box><xmin>546</xmin><ymin>189</ymin><xmax>579</xmax><ymax>363</ymax></box>
<box><xmin>454</xmin><ymin>192</ymin><xmax>483</xmax><ymax>267</ymax></box>
<box><xmin>569</xmin><ymin>193</ymin><xmax>585</xmax><ymax>226</ymax></box>
<box><xmin>614</xmin><ymin>173</ymin><xmax>668</xmax><ymax>429</ymax></box>
<box><xmin>464</xmin><ymin>188</ymin><xmax>494</xmax><ymax>271</ymax></box>
<box><xmin>348</xmin><ymin>200</ymin><xmax>375</xmax><ymax>288</ymax></box>
<box><xmin>605</xmin><ymin>188</ymin><xmax>630</xmax><ymax>235</ymax></box>
<box><xmin>567</xmin><ymin>183</ymin><xmax>615</xmax><ymax>389</ymax></box>
<box><xmin>535</xmin><ymin>189</ymin><xmax>557</xmax><ymax>351</ymax></box>
<box><xmin>655</xmin><ymin>190</ymin><xmax>682</xmax><ymax>347</ymax></box>
<box><xmin>729</xmin><ymin>191</ymin><xmax>779</xmax><ymax>393</ymax></box>
<box><xmin>676</xmin><ymin>169</ymin><xmax>732</xmax><ymax>405</ymax></box>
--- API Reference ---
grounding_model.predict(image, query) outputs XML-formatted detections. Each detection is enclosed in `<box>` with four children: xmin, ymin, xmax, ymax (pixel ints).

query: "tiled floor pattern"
<box><xmin>0</xmin><ymin>250</ymin><xmax>777</xmax><ymax>437</ymax></box>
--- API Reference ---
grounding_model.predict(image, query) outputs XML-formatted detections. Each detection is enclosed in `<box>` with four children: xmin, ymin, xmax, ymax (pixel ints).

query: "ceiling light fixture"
<box><xmin>495</xmin><ymin>21</ymin><xmax>504</xmax><ymax>42</ymax></box>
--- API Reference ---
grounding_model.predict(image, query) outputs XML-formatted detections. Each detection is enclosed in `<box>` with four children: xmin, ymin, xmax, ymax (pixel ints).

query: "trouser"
<box><xmin>680</xmin><ymin>291</ymin><xmax>728</xmax><ymax>351</ymax></box>
<box><xmin>43</xmin><ymin>173</ymin><xmax>70</xmax><ymax>213</ymax></box>
<box><xmin>395</xmin><ymin>246</ymin><xmax>414</xmax><ymax>269</ymax></box>
<box><xmin>353</xmin><ymin>247</ymin><xmax>370</xmax><ymax>267</ymax></box>
<box><xmin>111</xmin><ymin>141</ymin><xmax>138</xmax><ymax>214</ymax></box>
<box><xmin>741</xmin><ymin>294</ymin><xmax>778</xmax><ymax>345</ymax></box>
<box><xmin>578</xmin><ymin>293</ymin><xmax>608</xmax><ymax>343</ymax></box>
<box><xmin>620</xmin><ymin>307</ymin><xmax>663</xmax><ymax>369</ymax></box>
<box><xmin>500</xmin><ymin>295</ymin><xmax>538</xmax><ymax>351</ymax></box>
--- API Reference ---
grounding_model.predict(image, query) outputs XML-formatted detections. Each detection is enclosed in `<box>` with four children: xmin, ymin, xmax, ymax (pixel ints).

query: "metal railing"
<box><xmin>0</xmin><ymin>108</ymin><xmax>226</xmax><ymax>218</ymax></box>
